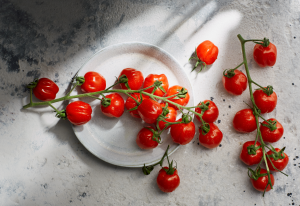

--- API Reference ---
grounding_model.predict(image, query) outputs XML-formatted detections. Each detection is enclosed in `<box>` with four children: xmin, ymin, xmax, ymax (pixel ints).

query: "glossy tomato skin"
<box><xmin>158</xmin><ymin>103</ymin><xmax>177</xmax><ymax>130</ymax></box>
<box><xmin>81</xmin><ymin>71</ymin><xmax>106</xmax><ymax>93</ymax></box>
<box><xmin>66</xmin><ymin>101</ymin><xmax>92</xmax><ymax>125</ymax></box>
<box><xmin>196</xmin><ymin>40</ymin><xmax>219</xmax><ymax>65</ymax></box>
<box><xmin>143</xmin><ymin>74</ymin><xmax>169</xmax><ymax>97</ymax></box>
<box><xmin>136</xmin><ymin>126</ymin><xmax>159</xmax><ymax>149</ymax></box>
<box><xmin>198</xmin><ymin>123</ymin><xmax>223</xmax><ymax>149</ymax></box>
<box><xmin>233</xmin><ymin>109</ymin><xmax>256</xmax><ymax>133</ymax></box>
<box><xmin>267</xmin><ymin>148</ymin><xmax>289</xmax><ymax>172</ymax></box>
<box><xmin>125</xmin><ymin>93</ymin><xmax>148</xmax><ymax>118</ymax></box>
<box><xmin>195</xmin><ymin>100</ymin><xmax>219</xmax><ymax>123</ymax></box>
<box><xmin>240</xmin><ymin>141</ymin><xmax>263</xmax><ymax>166</ymax></box>
<box><xmin>250</xmin><ymin>168</ymin><xmax>275</xmax><ymax>192</ymax></box>
<box><xmin>253</xmin><ymin>43</ymin><xmax>277</xmax><ymax>67</ymax></box>
<box><xmin>137</xmin><ymin>98</ymin><xmax>162</xmax><ymax>124</ymax></box>
<box><xmin>33</xmin><ymin>78</ymin><xmax>59</xmax><ymax>101</ymax></box>
<box><xmin>157</xmin><ymin>167</ymin><xmax>180</xmax><ymax>193</ymax></box>
<box><xmin>166</xmin><ymin>85</ymin><xmax>190</xmax><ymax>110</ymax></box>
<box><xmin>170</xmin><ymin>119</ymin><xmax>195</xmax><ymax>145</ymax></box>
<box><xmin>253</xmin><ymin>89</ymin><xmax>277</xmax><ymax>114</ymax></box>
<box><xmin>260</xmin><ymin>118</ymin><xmax>284</xmax><ymax>143</ymax></box>
<box><xmin>119</xmin><ymin>68</ymin><xmax>144</xmax><ymax>90</ymax></box>
<box><xmin>101</xmin><ymin>93</ymin><xmax>124</xmax><ymax>118</ymax></box>
<box><xmin>222</xmin><ymin>70</ymin><xmax>248</xmax><ymax>95</ymax></box>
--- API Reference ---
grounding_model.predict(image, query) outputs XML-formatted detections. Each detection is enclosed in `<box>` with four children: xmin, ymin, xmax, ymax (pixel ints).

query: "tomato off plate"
<box><xmin>71</xmin><ymin>42</ymin><xmax>194</xmax><ymax>167</ymax></box>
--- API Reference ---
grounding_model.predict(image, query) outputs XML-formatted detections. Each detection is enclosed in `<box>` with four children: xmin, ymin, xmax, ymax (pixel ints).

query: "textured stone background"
<box><xmin>0</xmin><ymin>0</ymin><xmax>299</xmax><ymax>205</ymax></box>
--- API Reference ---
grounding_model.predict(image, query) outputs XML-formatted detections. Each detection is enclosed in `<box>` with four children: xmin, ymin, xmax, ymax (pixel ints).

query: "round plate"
<box><xmin>71</xmin><ymin>42</ymin><xmax>194</xmax><ymax>167</ymax></box>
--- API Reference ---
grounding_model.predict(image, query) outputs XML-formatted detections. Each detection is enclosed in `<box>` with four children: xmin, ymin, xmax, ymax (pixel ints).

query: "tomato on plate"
<box><xmin>158</xmin><ymin>103</ymin><xmax>177</xmax><ymax>130</ymax></box>
<box><xmin>32</xmin><ymin>78</ymin><xmax>59</xmax><ymax>101</ymax></box>
<box><xmin>143</xmin><ymin>74</ymin><xmax>169</xmax><ymax>97</ymax></box>
<box><xmin>101</xmin><ymin>93</ymin><xmax>125</xmax><ymax>118</ymax></box>
<box><xmin>170</xmin><ymin>118</ymin><xmax>195</xmax><ymax>145</ymax></box>
<box><xmin>222</xmin><ymin>70</ymin><xmax>247</xmax><ymax>95</ymax></box>
<box><xmin>260</xmin><ymin>118</ymin><xmax>284</xmax><ymax>143</ymax></box>
<box><xmin>253</xmin><ymin>42</ymin><xmax>277</xmax><ymax>67</ymax></box>
<box><xmin>157</xmin><ymin>167</ymin><xmax>180</xmax><ymax>193</ymax></box>
<box><xmin>80</xmin><ymin>71</ymin><xmax>106</xmax><ymax>93</ymax></box>
<box><xmin>266</xmin><ymin>148</ymin><xmax>289</xmax><ymax>172</ymax></box>
<box><xmin>66</xmin><ymin>101</ymin><xmax>92</xmax><ymax>125</ymax></box>
<box><xmin>240</xmin><ymin>141</ymin><xmax>263</xmax><ymax>166</ymax></box>
<box><xmin>118</xmin><ymin>68</ymin><xmax>144</xmax><ymax>90</ymax></box>
<box><xmin>198</xmin><ymin>123</ymin><xmax>223</xmax><ymax>149</ymax></box>
<box><xmin>166</xmin><ymin>85</ymin><xmax>190</xmax><ymax>110</ymax></box>
<box><xmin>195</xmin><ymin>100</ymin><xmax>219</xmax><ymax>123</ymax></box>
<box><xmin>137</xmin><ymin>98</ymin><xmax>162</xmax><ymax>124</ymax></box>
<box><xmin>136</xmin><ymin>126</ymin><xmax>159</xmax><ymax>149</ymax></box>
<box><xmin>125</xmin><ymin>93</ymin><xmax>148</xmax><ymax>118</ymax></box>
<box><xmin>233</xmin><ymin>109</ymin><xmax>256</xmax><ymax>133</ymax></box>
<box><xmin>250</xmin><ymin>168</ymin><xmax>274</xmax><ymax>192</ymax></box>
<box><xmin>253</xmin><ymin>89</ymin><xmax>277</xmax><ymax>114</ymax></box>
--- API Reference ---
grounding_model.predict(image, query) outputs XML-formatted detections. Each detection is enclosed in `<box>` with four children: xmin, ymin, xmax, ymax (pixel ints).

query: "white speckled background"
<box><xmin>0</xmin><ymin>0</ymin><xmax>299</xmax><ymax>205</ymax></box>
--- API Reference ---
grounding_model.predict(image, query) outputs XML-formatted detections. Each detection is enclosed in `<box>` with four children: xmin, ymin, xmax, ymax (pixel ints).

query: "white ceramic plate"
<box><xmin>71</xmin><ymin>42</ymin><xmax>194</xmax><ymax>167</ymax></box>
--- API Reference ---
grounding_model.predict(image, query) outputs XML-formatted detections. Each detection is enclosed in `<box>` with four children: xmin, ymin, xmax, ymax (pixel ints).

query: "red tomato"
<box><xmin>198</xmin><ymin>123</ymin><xmax>223</xmax><ymax>149</ymax></box>
<box><xmin>118</xmin><ymin>68</ymin><xmax>144</xmax><ymax>90</ymax></box>
<box><xmin>195</xmin><ymin>100</ymin><xmax>219</xmax><ymax>123</ymax></box>
<box><xmin>66</xmin><ymin>101</ymin><xmax>92</xmax><ymax>125</ymax></box>
<box><xmin>222</xmin><ymin>70</ymin><xmax>248</xmax><ymax>95</ymax></box>
<box><xmin>101</xmin><ymin>93</ymin><xmax>124</xmax><ymax>118</ymax></box>
<box><xmin>143</xmin><ymin>74</ymin><xmax>169</xmax><ymax>97</ymax></box>
<box><xmin>240</xmin><ymin>141</ymin><xmax>263</xmax><ymax>166</ymax></box>
<box><xmin>157</xmin><ymin>167</ymin><xmax>180</xmax><ymax>193</ymax></box>
<box><xmin>260</xmin><ymin>118</ymin><xmax>284</xmax><ymax>143</ymax></box>
<box><xmin>158</xmin><ymin>103</ymin><xmax>177</xmax><ymax>130</ymax></box>
<box><xmin>196</xmin><ymin>40</ymin><xmax>219</xmax><ymax>65</ymax></box>
<box><xmin>136</xmin><ymin>126</ymin><xmax>159</xmax><ymax>149</ymax></box>
<box><xmin>253</xmin><ymin>42</ymin><xmax>277</xmax><ymax>67</ymax></box>
<box><xmin>170</xmin><ymin>118</ymin><xmax>195</xmax><ymax>145</ymax></box>
<box><xmin>233</xmin><ymin>109</ymin><xmax>256</xmax><ymax>133</ymax></box>
<box><xmin>266</xmin><ymin>148</ymin><xmax>289</xmax><ymax>172</ymax></box>
<box><xmin>33</xmin><ymin>78</ymin><xmax>59</xmax><ymax>101</ymax></box>
<box><xmin>253</xmin><ymin>89</ymin><xmax>277</xmax><ymax>114</ymax></box>
<box><xmin>81</xmin><ymin>71</ymin><xmax>106</xmax><ymax>93</ymax></box>
<box><xmin>166</xmin><ymin>85</ymin><xmax>190</xmax><ymax>110</ymax></box>
<box><xmin>137</xmin><ymin>98</ymin><xmax>162</xmax><ymax>124</ymax></box>
<box><xmin>250</xmin><ymin>168</ymin><xmax>275</xmax><ymax>192</ymax></box>
<box><xmin>125</xmin><ymin>93</ymin><xmax>149</xmax><ymax>118</ymax></box>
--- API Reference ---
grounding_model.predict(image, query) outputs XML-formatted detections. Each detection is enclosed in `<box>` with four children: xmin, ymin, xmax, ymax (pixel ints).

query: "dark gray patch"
<box><xmin>26</xmin><ymin>70</ymin><xmax>41</xmax><ymax>79</ymax></box>
<box><xmin>275</xmin><ymin>185</ymin><xmax>286</xmax><ymax>193</ymax></box>
<box><xmin>55</xmin><ymin>73</ymin><xmax>59</xmax><ymax>78</ymax></box>
<box><xmin>0</xmin><ymin>45</ymin><xmax>20</xmax><ymax>73</ymax></box>
<box><xmin>26</xmin><ymin>57</ymin><xmax>39</xmax><ymax>66</ymax></box>
<box><xmin>117</xmin><ymin>14</ymin><xmax>125</xmax><ymax>26</ymax></box>
<box><xmin>41</xmin><ymin>183</ymin><xmax>48</xmax><ymax>189</ymax></box>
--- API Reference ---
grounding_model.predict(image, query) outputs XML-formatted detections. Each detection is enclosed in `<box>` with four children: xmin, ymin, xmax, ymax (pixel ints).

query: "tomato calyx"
<box><xmin>118</xmin><ymin>74</ymin><xmax>130</xmax><ymax>89</ymax></box>
<box><xmin>223</xmin><ymin>69</ymin><xmax>236</xmax><ymax>78</ymax></box>
<box><xmin>27</xmin><ymin>79</ymin><xmax>38</xmax><ymax>89</ymax></box>
<box><xmin>75</xmin><ymin>76</ymin><xmax>85</xmax><ymax>85</ymax></box>
<box><xmin>101</xmin><ymin>97</ymin><xmax>111</xmax><ymax>107</ymax></box>
<box><xmin>55</xmin><ymin>109</ymin><xmax>67</xmax><ymax>119</ymax></box>
<box><xmin>162</xmin><ymin>159</ymin><xmax>177</xmax><ymax>175</ymax></box>
<box><xmin>267</xmin><ymin>147</ymin><xmax>286</xmax><ymax>161</ymax></box>
<box><xmin>190</xmin><ymin>48</ymin><xmax>206</xmax><ymax>73</ymax></box>
<box><xmin>261</xmin><ymin>119</ymin><xmax>277</xmax><ymax>132</ymax></box>
<box><xmin>253</xmin><ymin>37</ymin><xmax>270</xmax><ymax>47</ymax></box>
<box><xmin>197</xmin><ymin>101</ymin><xmax>210</xmax><ymax>112</ymax></box>
<box><xmin>248</xmin><ymin>167</ymin><xmax>267</xmax><ymax>181</ymax></box>
<box><xmin>170</xmin><ymin>87</ymin><xmax>188</xmax><ymax>100</ymax></box>
<box><xmin>181</xmin><ymin>113</ymin><xmax>192</xmax><ymax>124</ymax></box>
<box><xmin>199</xmin><ymin>122</ymin><xmax>210</xmax><ymax>135</ymax></box>
<box><xmin>144</xmin><ymin>127</ymin><xmax>161</xmax><ymax>143</ymax></box>
<box><xmin>247</xmin><ymin>144</ymin><xmax>261</xmax><ymax>155</ymax></box>
<box><xmin>151</xmin><ymin>80</ymin><xmax>167</xmax><ymax>95</ymax></box>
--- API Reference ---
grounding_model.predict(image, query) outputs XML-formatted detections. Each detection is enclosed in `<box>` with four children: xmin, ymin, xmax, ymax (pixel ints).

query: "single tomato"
<box><xmin>253</xmin><ymin>42</ymin><xmax>277</xmax><ymax>67</ymax></box>
<box><xmin>143</xmin><ymin>74</ymin><xmax>169</xmax><ymax>97</ymax></box>
<box><xmin>81</xmin><ymin>71</ymin><xmax>106</xmax><ymax>93</ymax></box>
<box><xmin>66</xmin><ymin>101</ymin><xmax>92</xmax><ymax>125</ymax></box>
<box><xmin>33</xmin><ymin>78</ymin><xmax>59</xmax><ymax>101</ymax></box>
<box><xmin>101</xmin><ymin>93</ymin><xmax>124</xmax><ymax>118</ymax></box>
<box><xmin>266</xmin><ymin>148</ymin><xmax>289</xmax><ymax>172</ymax></box>
<box><xmin>137</xmin><ymin>98</ymin><xmax>162</xmax><ymax>124</ymax></box>
<box><xmin>118</xmin><ymin>68</ymin><xmax>144</xmax><ymax>90</ymax></box>
<box><xmin>233</xmin><ymin>109</ymin><xmax>256</xmax><ymax>133</ymax></box>
<box><xmin>240</xmin><ymin>141</ymin><xmax>263</xmax><ymax>166</ymax></box>
<box><xmin>136</xmin><ymin>126</ymin><xmax>159</xmax><ymax>149</ymax></box>
<box><xmin>158</xmin><ymin>103</ymin><xmax>177</xmax><ymax>130</ymax></box>
<box><xmin>166</xmin><ymin>85</ymin><xmax>190</xmax><ymax>110</ymax></box>
<box><xmin>250</xmin><ymin>168</ymin><xmax>275</xmax><ymax>192</ymax></box>
<box><xmin>253</xmin><ymin>89</ymin><xmax>277</xmax><ymax>114</ymax></box>
<box><xmin>260</xmin><ymin>118</ymin><xmax>284</xmax><ymax>143</ymax></box>
<box><xmin>125</xmin><ymin>93</ymin><xmax>148</xmax><ymax>118</ymax></box>
<box><xmin>170</xmin><ymin>118</ymin><xmax>195</xmax><ymax>145</ymax></box>
<box><xmin>195</xmin><ymin>40</ymin><xmax>219</xmax><ymax>65</ymax></box>
<box><xmin>222</xmin><ymin>70</ymin><xmax>247</xmax><ymax>95</ymax></box>
<box><xmin>195</xmin><ymin>100</ymin><xmax>219</xmax><ymax>123</ymax></box>
<box><xmin>198</xmin><ymin>123</ymin><xmax>223</xmax><ymax>149</ymax></box>
<box><xmin>157</xmin><ymin>167</ymin><xmax>180</xmax><ymax>193</ymax></box>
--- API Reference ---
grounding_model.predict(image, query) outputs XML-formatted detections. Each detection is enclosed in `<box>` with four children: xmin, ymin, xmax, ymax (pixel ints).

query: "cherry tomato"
<box><xmin>157</xmin><ymin>167</ymin><xmax>180</xmax><ymax>193</ymax></box>
<box><xmin>233</xmin><ymin>109</ymin><xmax>256</xmax><ymax>133</ymax></box>
<box><xmin>118</xmin><ymin>68</ymin><xmax>144</xmax><ymax>90</ymax></box>
<box><xmin>253</xmin><ymin>89</ymin><xmax>277</xmax><ymax>114</ymax></box>
<box><xmin>253</xmin><ymin>42</ymin><xmax>277</xmax><ymax>67</ymax></box>
<box><xmin>222</xmin><ymin>70</ymin><xmax>248</xmax><ymax>95</ymax></box>
<box><xmin>137</xmin><ymin>98</ymin><xmax>162</xmax><ymax>124</ymax></box>
<box><xmin>125</xmin><ymin>93</ymin><xmax>148</xmax><ymax>118</ymax></box>
<box><xmin>101</xmin><ymin>93</ymin><xmax>124</xmax><ymax>118</ymax></box>
<box><xmin>250</xmin><ymin>168</ymin><xmax>275</xmax><ymax>192</ymax></box>
<box><xmin>136</xmin><ymin>126</ymin><xmax>159</xmax><ymax>149</ymax></box>
<box><xmin>260</xmin><ymin>118</ymin><xmax>284</xmax><ymax>143</ymax></box>
<box><xmin>195</xmin><ymin>100</ymin><xmax>219</xmax><ymax>123</ymax></box>
<box><xmin>166</xmin><ymin>85</ymin><xmax>190</xmax><ymax>110</ymax></box>
<box><xmin>266</xmin><ymin>148</ymin><xmax>289</xmax><ymax>172</ymax></box>
<box><xmin>198</xmin><ymin>123</ymin><xmax>223</xmax><ymax>149</ymax></box>
<box><xmin>66</xmin><ymin>101</ymin><xmax>92</xmax><ymax>125</ymax></box>
<box><xmin>196</xmin><ymin>40</ymin><xmax>219</xmax><ymax>65</ymax></box>
<box><xmin>240</xmin><ymin>141</ymin><xmax>263</xmax><ymax>166</ymax></box>
<box><xmin>81</xmin><ymin>71</ymin><xmax>106</xmax><ymax>93</ymax></box>
<box><xmin>158</xmin><ymin>103</ymin><xmax>177</xmax><ymax>130</ymax></box>
<box><xmin>143</xmin><ymin>74</ymin><xmax>169</xmax><ymax>97</ymax></box>
<box><xmin>170</xmin><ymin>118</ymin><xmax>195</xmax><ymax>145</ymax></box>
<box><xmin>33</xmin><ymin>78</ymin><xmax>59</xmax><ymax>101</ymax></box>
